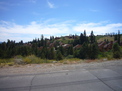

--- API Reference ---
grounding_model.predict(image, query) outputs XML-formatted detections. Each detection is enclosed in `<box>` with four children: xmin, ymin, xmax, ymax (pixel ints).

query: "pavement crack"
<box><xmin>97</xmin><ymin>77</ymin><xmax>116</xmax><ymax>91</ymax></box>
<box><xmin>29</xmin><ymin>74</ymin><xmax>36</xmax><ymax>91</ymax></box>
<box><xmin>1</xmin><ymin>75</ymin><xmax>122</xmax><ymax>90</ymax></box>
<box><xmin>88</xmin><ymin>71</ymin><xmax>117</xmax><ymax>91</ymax></box>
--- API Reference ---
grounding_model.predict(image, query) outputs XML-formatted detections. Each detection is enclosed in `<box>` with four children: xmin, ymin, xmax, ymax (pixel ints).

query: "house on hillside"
<box><xmin>62</xmin><ymin>44</ymin><xmax>71</xmax><ymax>48</ymax></box>
<box><xmin>55</xmin><ymin>37</ymin><xmax>60</xmax><ymax>40</ymax></box>
<box><xmin>98</xmin><ymin>41</ymin><xmax>117</xmax><ymax>51</ymax></box>
<box><xmin>104</xmin><ymin>42</ymin><xmax>112</xmax><ymax>51</ymax></box>
<box><xmin>73</xmin><ymin>44</ymin><xmax>82</xmax><ymax>49</ymax></box>
<box><xmin>98</xmin><ymin>41</ymin><xmax>106</xmax><ymax>51</ymax></box>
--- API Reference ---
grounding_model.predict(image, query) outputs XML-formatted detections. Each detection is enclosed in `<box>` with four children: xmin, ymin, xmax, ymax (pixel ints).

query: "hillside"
<box><xmin>0</xmin><ymin>31</ymin><xmax>122</xmax><ymax>64</ymax></box>
<box><xmin>55</xmin><ymin>35</ymin><xmax>122</xmax><ymax>44</ymax></box>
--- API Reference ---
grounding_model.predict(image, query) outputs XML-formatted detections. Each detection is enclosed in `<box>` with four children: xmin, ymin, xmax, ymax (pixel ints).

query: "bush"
<box><xmin>66</xmin><ymin>55</ymin><xmax>74</xmax><ymax>59</ymax></box>
<box><xmin>113</xmin><ymin>43</ymin><xmax>121</xmax><ymax>59</ymax></box>
<box><xmin>0</xmin><ymin>63</ymin><xmax>6</xmax><ymax>68</ymax></box>
<box><xmin>98</xmin><ymin>51</ymin><xmax>113</xmax><ymax>60</ymax></box>
<box><xmin>56</xmin><ymin>50</ymin><xmax>63</xmax><ymax>61</ymax></box>
<box><xmin>7</xmin><ymin>62</ymin><xmax>14</xmax><ymax>66</ymax></box>
<box><xmin>23</xmin><ymin>55</ymin><xmax>44</xmax><ymax>64</ymax></box>
<box><xmin>0</xmin><ymin>59</ymin><xmax>7</xmax><ymax>63</ymax></box>
<box><xmin>14</xmin><ymin>55</ymin><xmax>23</xmax><ymax>59</ymax></box>
<box><xmin>113</xmin><ymin>51</ymin><xmax>121</xmax><ymax>59</ymax></box>
<box><xmin>24</xmin><ymin>58</ymin><xmax>31</xmax><ymax>64</ymax></box>
<box><xmin>14</xmin><ymin>59</ymin><xmax>24</xmax><ymax>64</ymax></box>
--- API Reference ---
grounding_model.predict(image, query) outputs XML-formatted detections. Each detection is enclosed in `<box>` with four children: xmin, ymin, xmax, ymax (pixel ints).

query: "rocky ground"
<box><xmin>0</xmin><ymin>59</ymin><xmax>122</xmax><ymax>76</ymax></box>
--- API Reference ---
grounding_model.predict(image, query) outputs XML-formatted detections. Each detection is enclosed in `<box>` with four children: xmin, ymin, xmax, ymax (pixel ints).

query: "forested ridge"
<box><xmin>0</xmin><ymin>30</ymin><xmax>122</xmax><ymax>63</ymax></box>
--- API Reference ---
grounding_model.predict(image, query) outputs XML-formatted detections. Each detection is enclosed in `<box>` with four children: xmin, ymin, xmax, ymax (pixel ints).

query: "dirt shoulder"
<box><xmin>0</xmin><ymin>59</ymin><xmax>122</xmax><ymax>76</ymax></box>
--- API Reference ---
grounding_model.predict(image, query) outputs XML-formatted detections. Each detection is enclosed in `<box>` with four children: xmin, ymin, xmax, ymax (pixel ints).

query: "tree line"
<box><xmin>0</xmin><ymin>30</ymin><xmax>121</xmax><ymax>60</ymax></box>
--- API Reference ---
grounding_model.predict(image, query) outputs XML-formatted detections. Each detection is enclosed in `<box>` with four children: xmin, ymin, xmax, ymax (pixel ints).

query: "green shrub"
<box><xmin>14</xmin><ymin>58</ymin><xmax>24</xmax><ymax>64</ymax></box>
<box><xmin>98</xmin><ymin>51</ymin><xmax>113</xmax><ymax>60</ymax></box>
<box><xmin>14</xmin><ymin>55</ymin><xmax>23</xmax><ymax>59</ymax></box>
<box><xmin>0</xmin><ymin>63</ymin><xmax>6</xmax><ymax>68</ymax></box>
<box><xmin>23</xmin><ymin>55</ymin><xmax>44</xmax><ymax>64</ymax></box>
<box><xmin>66</xmin><ymin>55</ymin><xmax>74</xmax><ymax>59</ymax></box>
<box><xmin>0</xmin><ymin>58</ymin><xmax>15</xmax><ymax>63</ymax></box>
<box><xmin>7</xmin><ymin>62</ymin><xmax>14</xmax><ymax>66</ymax></box>
<box><xmin>24</xmin><ymin>58</ymin><xmax>31</xmax><ymax>64</ymax></box>
<box><xmin>113</xmin><ymin>43</ymin><xmax>121</xmax><ymax>59</ymax></box>
<box><xmin>0</xmin><ymin>59</ymin><xmax>6</xmax><ymax>63</ymax></box>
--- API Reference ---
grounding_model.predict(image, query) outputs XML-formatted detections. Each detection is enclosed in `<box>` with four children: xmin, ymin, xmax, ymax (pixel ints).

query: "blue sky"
<box><xmin>0</xmin><ymin>0</ymin><xmax>122</xmax><ymax>42</ymax></box>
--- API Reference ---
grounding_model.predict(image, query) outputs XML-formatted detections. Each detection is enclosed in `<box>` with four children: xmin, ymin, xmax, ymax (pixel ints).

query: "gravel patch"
<box><xmin>0</xmin><ymin>60</ymin><xmax>122</xmax><ymax>76</ymax></box>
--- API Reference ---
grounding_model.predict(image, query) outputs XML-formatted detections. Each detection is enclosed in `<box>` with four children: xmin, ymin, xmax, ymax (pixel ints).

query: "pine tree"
<box><xmin>79</xmin><ymin>33</ymin><xmax>84</xmax><ymax>44</ymax></box>
<box><xmin>48</xmin><ymin>47</ymin><xmax>56</xmax><ymax>59</ymax></box>
<box><xmin>58</xmin><ymin>46</ymin><xmax>64</xmax><ymax>55</ymax></box>
<box><xmin>113</xmin><ymin>43</ymin><xmax>121</xmax><ymax>58</ymax></box>
<box><xmin>79</xmin><ymin>42</ymin><xmax>89</xmax><ymax>59</ymax></box>
<box><xmin>69</xmin><ymin>45</ymin><xmax>73</xmax><ymax>55</ymax></box>
<box><xmin>56</xmin><ymin>50</ymin><xmax>63</xmax><ymax>61</ymax></box>
<box><xmin>83</xmin><ymin>30</ymin><xmax>88</xmax><ymax>42</ymax></box>
<box><xmin>73</xmin><ymin>49</ymin><xmax>79</xmax><ymax>58</ymax></box>
<box><xmin>40</xmin><ymin>34</ymin><xmax>44</xmax><ymax>46</ymax></box>
<box><xmin>84</xmin><ymin>30</ymin><xmax>86</xmax><ymax>37</ymax></box>
<box><xmin>90</xmin><ymin>31</ymin><xmax>95</xmax><ymax>44</ymax></box>
<box><xmin>73</xmin><ymin>34</ymin><xmax>79</xmax><ymax>46</ymax></box>
<box><xmin>117</xmin><ymin>30</ymin><xmax>121</xmax><ymax>45</ymax></box>
<box><xmin>88</xmin><ymin>42</ymin><xmax>99</xmax><ymax>59</ymax></box>
<box><xmin>114</xmin><ymin>35</ymin><xmax>116</xmax><ymax>41</ymax></box>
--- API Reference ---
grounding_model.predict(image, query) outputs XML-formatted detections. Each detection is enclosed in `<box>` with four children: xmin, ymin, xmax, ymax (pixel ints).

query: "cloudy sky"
<box><xmin>0</xmin><ymin>0</ymin><xmax>122</xmax><ymax>42</ymax></box>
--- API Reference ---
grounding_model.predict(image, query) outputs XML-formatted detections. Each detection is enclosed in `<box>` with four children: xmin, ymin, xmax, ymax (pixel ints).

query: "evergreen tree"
<box><xmin>40</xmin><ymin>47</ymin><xmax>46</xmax><ymax>59</ymax></box>
<box><xmin>58</xmin><ymin>46</ymin><xmax>64</xmax><ymax>55</ymax></box>
<box><xmin>40</xmin><ymin>34</ymin><xmax>44</xmax><ymax>46</ymax></box>
<box><xmin>73</xmin><ymin>49</ymin><xmax>80</xmax><ymax>58</ymax></box>
<box><xmin>83</xmin><ymin>30</ymin><xmax>88</xmax><ymax>42</ymax></box>
<box><xmin>113</xmin><ymin>43</ymin><xmax>121</xmax><ymax>58</ymax></box>
<box><xmin>79</xmin><ymin>33</ymin><xmax>84</xmax><ymax>44</ymax></box>
<box><xmin>73</xmin><ymin>35</ymin><xmax>79</xmax><ymax>46</ymax></box>
<box><xmin>32</xmin><ymin>43</ymin><xmax>38</xmax><ymax>55</ymax></box>
<box><xmin>117</xmin><ymin>30</ymin><xmax>121</xmax><ymax>45</ymax></box>
<box><xmin>48</xmin><ymin>47</ymin><xmax>56</xmax><ymax>59</ymax></box>
<box><xmin>79</xmin><ymin>42</ymin><xmax>89</xmax><ymax>59</ymax></box>
<box><xmin>90</xmin><ymin>31</ymin><xmax>95</xmax><ymax>44</ymax></box>
<box><xmin>84</xmin><ymin>30</ymin><xmax>86</xmax><ymax>37</ymax></box>
<box><xmin>56</xmin><ymin>50</ymin><xmax>63</xmax><ymax>61</ymax></box>
<box><xmin>69</xmin><ymin>45</ymin><xmax>73</xmax><ymax>55</ymax></box>
<box><xmin>49</xmin><ymin>47</ymin><xmax>56</xmax><ymax>59</ymax></box>
<box><xmin>88</xmin><ymin>42</ymin><xmax>99</xmax><ymax>59</ymax></box>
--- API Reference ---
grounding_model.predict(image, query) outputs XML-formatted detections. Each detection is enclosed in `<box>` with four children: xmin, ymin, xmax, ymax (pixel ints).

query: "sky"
<box><xmin>0</xmin><ymin>0</ymin><xmax>122</xmax><ymax>42</ymax></box>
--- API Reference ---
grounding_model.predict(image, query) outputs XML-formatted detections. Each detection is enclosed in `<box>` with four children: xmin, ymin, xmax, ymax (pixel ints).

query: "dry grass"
<box><xmin>97</xmin><ymin>36</ymin><xmax>114</xmax><ymax>42</ymax></box>
<box><xmin>59</xmin><ymin>58</ymin><xmax>83</xmax><ymax>64</ymax></box>
<box><xmin>97</xmin><ymin>36</ymin><xmax>122</xmax><ymax>42</ymax></box>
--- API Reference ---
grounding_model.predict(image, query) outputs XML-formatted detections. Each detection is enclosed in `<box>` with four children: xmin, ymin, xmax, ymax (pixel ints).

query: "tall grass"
<box><xmin>98</xmin><ymin>51</ymin><xmax>113</xmax><ymax>60</ymax></box>
<box><xmin>23</xmin><ymin>55</ymin><xmax>45</xmax><ymax>64</ymax></box>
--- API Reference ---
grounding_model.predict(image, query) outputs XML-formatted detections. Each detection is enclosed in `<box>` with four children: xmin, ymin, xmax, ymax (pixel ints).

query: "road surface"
<box><xmin>0</xmin><ymin>62</ymin><xmax>122</xmax><ymax>91</ymax></box>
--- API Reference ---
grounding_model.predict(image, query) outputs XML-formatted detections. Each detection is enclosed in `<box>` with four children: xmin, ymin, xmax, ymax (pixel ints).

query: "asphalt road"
<box><xmin>0</xmin><ymin>65</ymin><xmax>122</xmax><ymax>91</ymax></box>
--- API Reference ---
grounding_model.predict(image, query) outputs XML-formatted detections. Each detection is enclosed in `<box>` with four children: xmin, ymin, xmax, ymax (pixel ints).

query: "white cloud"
<box><xmin>73</xmin><ymin>22</ymin><xmax>122</xmax><ymax>35</ymax></box>
<box><xmin>0</xmin><ymin>20</ymin><xmax>70</xmax><ymax>42</ymax></box>
<box><xmin>0</xmin><ymin>21</ymin><xmax>69</xmax><ymax>35</ymax></box>
<box><xmin>0</xmin><ymin>20</ymin><xmax>122</xmax><ymax>42</ymax></box>
<box><xmin>47</xmin><ymin>0</ymin><xmax>54</xmax><ymax>8</ymax></box>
